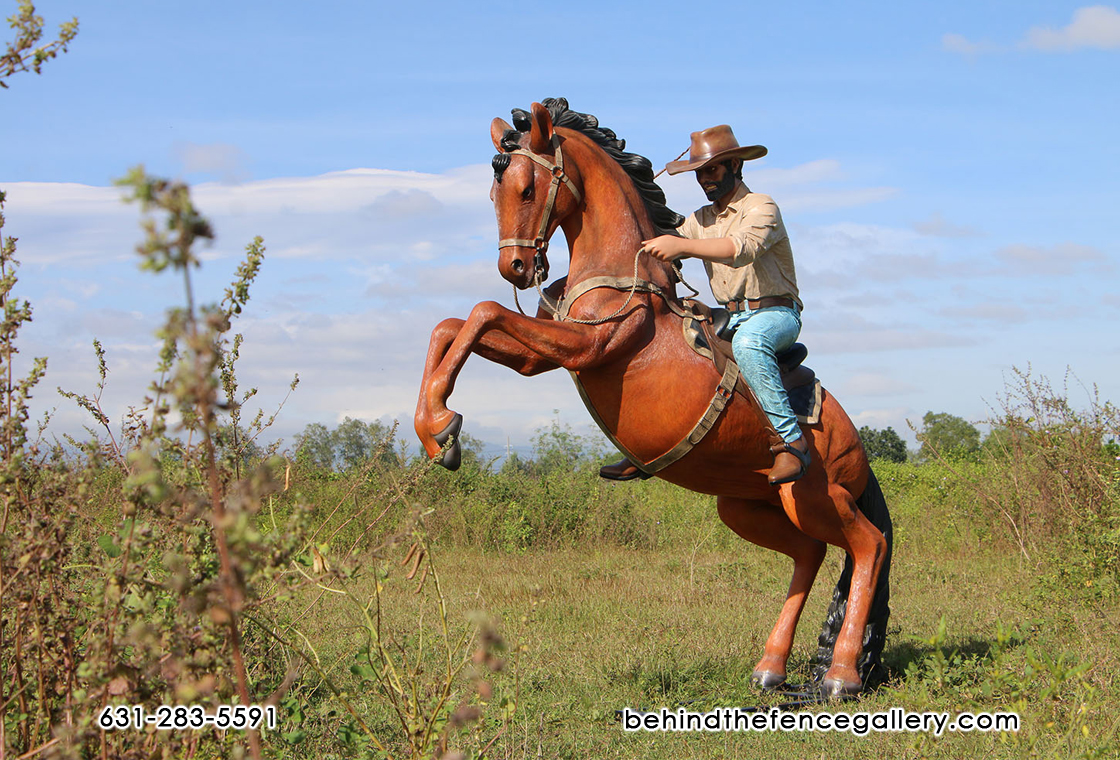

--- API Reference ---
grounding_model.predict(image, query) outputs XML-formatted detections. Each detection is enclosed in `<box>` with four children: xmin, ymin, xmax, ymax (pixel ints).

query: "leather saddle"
<box><xmin>692</xmin><ymin>303</ymin><xmax>816</xmax><ymax>394</ymax></box>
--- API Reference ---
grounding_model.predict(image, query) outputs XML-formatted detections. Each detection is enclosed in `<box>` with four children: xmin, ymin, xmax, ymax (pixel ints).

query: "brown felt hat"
<box><xmin>665</xmin><ymin>125</ymin><xmax>767</xmax><ymax>175</ymax></box>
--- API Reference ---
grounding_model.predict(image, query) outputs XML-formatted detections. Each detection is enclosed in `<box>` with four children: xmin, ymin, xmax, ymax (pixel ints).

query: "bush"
<box><xmin>923</xmin><ymin>368</ymin><xmax>1120</xmax><ymax>592</ymax></box>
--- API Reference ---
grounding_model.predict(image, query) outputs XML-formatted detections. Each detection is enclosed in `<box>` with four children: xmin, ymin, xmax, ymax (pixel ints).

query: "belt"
<box><xmin>725</xmin><ymin>296</ymin><xmax>797</xmax><ymax>313</ymax></box>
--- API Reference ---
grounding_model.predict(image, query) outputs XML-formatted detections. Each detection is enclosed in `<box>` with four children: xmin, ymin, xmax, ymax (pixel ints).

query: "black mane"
<box><xmin>503</xmin><ymin>97</ymin><xmax>684</xmax><ymax>235</ymax></box>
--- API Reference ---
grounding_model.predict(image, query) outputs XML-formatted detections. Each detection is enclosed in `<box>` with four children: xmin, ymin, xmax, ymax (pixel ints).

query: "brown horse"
<box><xmin>415</xmin><ymin>98</ymin><xmax>892</xmax><ymax>696</ymax></box>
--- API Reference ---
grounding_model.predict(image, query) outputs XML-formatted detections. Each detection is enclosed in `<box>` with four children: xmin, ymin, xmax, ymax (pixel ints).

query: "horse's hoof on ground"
<box><xmin>433</xmin><ymin>413</ymin><xmax>464</xmax><ymax>471</ymax></box>
<box><xmin>750</xmin><ymin>669</ymin><xmax>787</xmax><ymax>691</ymax></box>
<box><xmin>819</xmin><ymin>675</ymin><xmax>862</xmax><ymax>698</ymax></box>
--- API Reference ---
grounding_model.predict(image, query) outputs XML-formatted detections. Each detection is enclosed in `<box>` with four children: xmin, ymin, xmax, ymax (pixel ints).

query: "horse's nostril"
<box><xmin>512</xmin><ymin>259</ymin><xmax>524</xmax><ymax>272</ymax></box>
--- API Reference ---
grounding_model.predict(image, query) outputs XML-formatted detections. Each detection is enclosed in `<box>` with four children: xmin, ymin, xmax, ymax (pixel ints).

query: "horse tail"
<box><xmin>811</xmin><ymin>469</ymin><xmax>893</xmax><ymax>687</ymax></box>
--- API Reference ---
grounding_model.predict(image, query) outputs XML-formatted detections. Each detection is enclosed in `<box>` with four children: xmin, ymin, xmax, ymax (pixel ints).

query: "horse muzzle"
<box><xmin>498</xmin><ymin>245</ymin><xmax>548</xmax><ymax>289</ymax></box>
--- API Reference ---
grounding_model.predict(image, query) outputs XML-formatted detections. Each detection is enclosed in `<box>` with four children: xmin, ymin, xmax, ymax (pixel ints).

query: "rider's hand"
<box><xmin>640</xmin><ymin>235</ymin><xmax>687</xmax><ymax>262</ymax></box>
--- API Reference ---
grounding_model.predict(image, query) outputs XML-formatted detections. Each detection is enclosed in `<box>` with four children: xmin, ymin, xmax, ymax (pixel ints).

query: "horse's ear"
<box><xmin>528</xmin><ymin>102</ymin><xmax>554</xmax><ymax>153</ymax></box>
<box><xmin>491</xmin><ymin>117</ymin><xmax>513</xmax><ymax>152</ymax></box>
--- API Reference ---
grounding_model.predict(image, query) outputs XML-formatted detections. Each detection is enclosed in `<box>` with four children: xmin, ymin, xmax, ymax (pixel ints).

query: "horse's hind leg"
<box><xmin>780</xmin><ymin>483</ymin><xmax>887</xmax><ymax>695</ymax></box>
<box><xmin>716</xmin><ymin>496</ymin><xmax>826</xmax><ymax>688</ymax></box>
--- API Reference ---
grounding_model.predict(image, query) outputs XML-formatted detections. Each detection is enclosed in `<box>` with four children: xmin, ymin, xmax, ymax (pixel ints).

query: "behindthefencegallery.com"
<box><xmin>619</xmin><ymin>706</ymin><xmax>1021</xmax><ymax>738</ymax></box>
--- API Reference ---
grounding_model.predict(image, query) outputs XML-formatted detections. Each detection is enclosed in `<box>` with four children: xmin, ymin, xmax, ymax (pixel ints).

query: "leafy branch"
<box><xmin>0</xmin><ymin>1</ymin><xmax>78</xmax><ymax>88</ymax></box>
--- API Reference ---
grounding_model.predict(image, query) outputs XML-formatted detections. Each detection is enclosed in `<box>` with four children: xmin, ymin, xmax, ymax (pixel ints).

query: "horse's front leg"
<box><xmin>417</xmin><ymin>299</ymin><xmax>635</xmax><ymax>461</ymax></box>
<box><xmin>414</xmin><ymin>314</ymin><xmax>562</xmax><ymax>461</ymax></box>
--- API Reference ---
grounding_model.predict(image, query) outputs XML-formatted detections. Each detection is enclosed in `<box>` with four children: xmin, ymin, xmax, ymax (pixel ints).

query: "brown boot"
<box><xmin>768</xmin><ymin>437</ymin><xmax>811</xmax><ymax>485</ymax></box>
<box><xmin>599</xmin><ymin>458</ymin><xmax>654</xmax><ymax>481</ymax></box>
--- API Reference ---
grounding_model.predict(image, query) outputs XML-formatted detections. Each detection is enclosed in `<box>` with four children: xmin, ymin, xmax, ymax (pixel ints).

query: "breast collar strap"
<box><xmin>497</xmin><ymin>136</ymin><xmax>582</xmax><ymax>258</ymax></box>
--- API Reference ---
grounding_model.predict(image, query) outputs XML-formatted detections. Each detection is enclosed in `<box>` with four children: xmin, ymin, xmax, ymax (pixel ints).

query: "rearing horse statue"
<box><xmin>415</xmin><ymin>98</ymin><xmax>892</xmax><ymax>696</ymax></box>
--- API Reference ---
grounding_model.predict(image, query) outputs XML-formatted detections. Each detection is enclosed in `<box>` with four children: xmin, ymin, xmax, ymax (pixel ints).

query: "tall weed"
<box><xmin>1</xmin><ymin>172</ymin><xmax>507</xmax><ymax>759</ymax></box>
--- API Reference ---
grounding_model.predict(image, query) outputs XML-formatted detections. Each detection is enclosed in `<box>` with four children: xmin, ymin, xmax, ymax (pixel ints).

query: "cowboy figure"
<box><xmin>600</xmin><ymin>125</ymin><xmax>811</xmax><ymax>484</ymax></box>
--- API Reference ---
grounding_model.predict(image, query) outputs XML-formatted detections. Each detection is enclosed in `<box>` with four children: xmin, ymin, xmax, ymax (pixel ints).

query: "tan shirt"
<box><xmin>677</xmin><ymin>182</ymin><xmax>802</xmax><ymax>309</ymax></box>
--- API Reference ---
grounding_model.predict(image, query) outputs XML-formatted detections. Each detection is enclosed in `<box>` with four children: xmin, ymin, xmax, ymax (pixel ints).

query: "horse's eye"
<box><xmin>522</xmin><ymin>185</ymin><xmax>534</xmax><ymax>201</ymax></box>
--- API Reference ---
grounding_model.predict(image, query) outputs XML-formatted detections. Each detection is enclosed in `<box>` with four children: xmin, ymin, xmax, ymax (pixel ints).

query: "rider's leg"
<box><xmin>731</xmin><ymin>305</ymin><xmax>809</xmax><ymax>483</ymax></box>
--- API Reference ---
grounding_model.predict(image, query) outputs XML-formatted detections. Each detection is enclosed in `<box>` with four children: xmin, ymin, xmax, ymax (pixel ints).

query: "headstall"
<box><xmin>497</xmin><ymin>136</ymin><xmax>582</xmax><ymax>278</ymax></box>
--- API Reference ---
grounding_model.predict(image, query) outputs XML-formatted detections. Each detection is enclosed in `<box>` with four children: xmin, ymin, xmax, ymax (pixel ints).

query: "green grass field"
<box><xmin>252</xmin><ymin>457</ymin><xmax>1120</xmax><ymax>760</ymax></box>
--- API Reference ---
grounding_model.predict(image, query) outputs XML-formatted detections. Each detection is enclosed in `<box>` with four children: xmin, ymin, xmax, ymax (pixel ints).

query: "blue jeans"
<box><xmin>729</xmin><ymin>305</ymin><xmax>803</xmax><ymax>443</ymax></box>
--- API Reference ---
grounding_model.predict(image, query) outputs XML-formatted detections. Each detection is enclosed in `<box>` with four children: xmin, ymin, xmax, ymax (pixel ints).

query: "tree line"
<box><xmin>291</xmin><ymin>410</ymin><xmax>1018</xmax><ymax>471</ymax></box>
<box><xmin>860</xmin><ymin>412</ymin><xmax>988</xmax><ymax>463</ymax></box>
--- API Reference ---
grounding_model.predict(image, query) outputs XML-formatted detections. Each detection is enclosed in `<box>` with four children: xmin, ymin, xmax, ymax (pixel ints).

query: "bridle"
<box><xmin>497</xmin><ymin>134</ymin><xmax>698</xmax><ymax>324</ymax></box>
<box><xmin>496</xmin><ymin>135</ymin><xmax>582</xmax><ymax>282</ymax></box>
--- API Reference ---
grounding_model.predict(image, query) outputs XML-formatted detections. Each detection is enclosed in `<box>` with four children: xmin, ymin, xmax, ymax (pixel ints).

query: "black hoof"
<box><xmin>750</xmin><ymin>670</ymin><xmax>787</xmax><ymax>691</ymax></box>
<box><xmin>819</xmin><ymin>676</ymin><xmax>862</xmax><ymax>698</ymax></box>
<box><xmin>433</xmin><ymin>413</ymin><xmax>463</xmax><ymax>471</ymax></box>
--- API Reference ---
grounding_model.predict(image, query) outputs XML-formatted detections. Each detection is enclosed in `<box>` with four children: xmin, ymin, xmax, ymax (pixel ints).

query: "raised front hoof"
<box><xmin>432</xmin><ymin>413</ymin><xmax>464</xmax><ymax>471</ymax></box>
<box><xmin>750</xmin><ymin>669</ymin><xmax>787</xmax><ymax>691</ymax></box>
<box><xmin>818</xmin><ymin>673</ymin><xmax>863</xmax><ymax>698</ymax></box>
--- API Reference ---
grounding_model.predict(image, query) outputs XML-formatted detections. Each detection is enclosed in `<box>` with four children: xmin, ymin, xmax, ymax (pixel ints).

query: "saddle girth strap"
<box><xmin>568</xmin><ymin>359</ymin><xmax>740</xmax><ymax>475</ymax></box>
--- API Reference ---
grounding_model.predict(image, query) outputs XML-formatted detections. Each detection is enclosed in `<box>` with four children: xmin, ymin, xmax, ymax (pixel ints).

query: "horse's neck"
<box><xmin>561</xmin><ymin>153</ymin><xmax>672</xmax><ymax>290</ymax></box>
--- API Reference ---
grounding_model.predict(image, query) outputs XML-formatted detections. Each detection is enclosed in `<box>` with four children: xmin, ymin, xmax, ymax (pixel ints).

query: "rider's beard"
<box><xmin>702</xmin><ymin>167</ymin><xmax>737</xmax><ymax>202</ymax></box>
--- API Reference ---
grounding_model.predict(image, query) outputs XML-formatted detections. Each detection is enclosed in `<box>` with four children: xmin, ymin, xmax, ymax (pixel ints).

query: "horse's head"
<box><xmin>489</xmin><ymin>102</ymin><xmax>583</xmax><ymax>289</ymax></box>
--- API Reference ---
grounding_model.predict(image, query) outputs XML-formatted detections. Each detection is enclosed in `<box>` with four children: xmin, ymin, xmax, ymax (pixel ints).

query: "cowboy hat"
<box><xmin>665</xmin><ymin>125</ymin><xmax>767</xmax><ymax>175</ymax></box>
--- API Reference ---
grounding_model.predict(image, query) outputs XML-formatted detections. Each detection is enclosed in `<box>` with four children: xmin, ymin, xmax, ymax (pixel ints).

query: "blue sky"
<box><xmin>2</xmin><ymin>1</ymin><xmax>1118</xmax><ymax>457</ymax></box>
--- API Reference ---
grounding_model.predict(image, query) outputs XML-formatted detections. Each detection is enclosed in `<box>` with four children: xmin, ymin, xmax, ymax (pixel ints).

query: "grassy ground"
<box><xmin>262</xmin><ymin>464</ymin><xmax>1120</xmax><ymax>760</ymax></box>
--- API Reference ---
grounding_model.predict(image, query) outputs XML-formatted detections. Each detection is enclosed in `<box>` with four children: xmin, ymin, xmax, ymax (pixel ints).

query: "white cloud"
<box><xmin>850</xmin><ymin>407</ymin><xmax>915</xmax><ymax>435</ymax></box>
<box><xmin>911</xmin><ymin>212</ymin><xmax>983</xmax><ymax>238</ymax></box>
<box><xmin>944</xmin><ymin>6</ymin><xmax>1120</xmax><ymax>57</ymax></box>
<box><xmin>174</xmin><ymin>142</ymin><xmax>250</xmax><ymax>183</ymax></box>
<box><xmin>743</xmin><ymin>159</ymin><xmax>845</xmax><ymax>188</ymax></box>
<box><xmin>201</xmin><ymin>166</ymin><xmax>492</xmax><ymax>215</ymax></box>
<box><xmin>941</xmin><ymin>33</ymin><xmax>1002</xmax><ymax>57</ymax></box>
<box><xmin>362</xmin><ymin>189</ymin><xmax>445</xmax><ymax>220</ymax></box>
<box><xmin>1021</xmin><ymin>5</ymin><xmax>1120</xmax><ymax>51</ymax></box>
<box><xmin>994</xmin><ymin>242</ymin><xmax>1109</xmax><ymax>274</ymax></box>
<box><xmin>660</xmin><ymin>159</ymin><xmax>896</xmax><ymax>215</ymax></box>
<box><xmin>4</xmin><ymin>182</ymin><xmax>129</xmax><ymax>217</ymax></box>
<box><xmin>3</xmin><ymin>165</ymin><xmax>497</xmax><ymax>270</ymax></box>
<box><xmin>841</xmin><ymin>373</ymin><xmax>918</xmax><ymax>396</ymax></box>
<box><xmin>780</xmin><ymin>187</ymin><xmax>898</xmax><ymax>213</ymax></box>
<box><xmin>795</xmin><ymin>222</ymin><xmax>924</xmax><ymax>271</ymax></box>
<box><xmin>799</xmin><ymin>224</ymin><xmax>1110</xmax><ymax>291</ymax></box>
<box><xmin>945</xmin><ymin>303</ymin><xmax>1031</xmax><ymax>323</ymax></box>
<box><xmin>800</xmin><ymin>311</ymin><xmax>974</xmax><ymax>355</ymax></box>
<box><xmin>5</xmin><ymin>165</ymin><xmax>492</xmax><ymax>219</ymax></box>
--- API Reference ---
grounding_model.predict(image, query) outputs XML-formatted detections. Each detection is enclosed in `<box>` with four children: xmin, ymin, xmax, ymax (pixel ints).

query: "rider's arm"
<box><xmin>643</xmin><ymin>196</ymin><xmax>786</xmax><ymax>267</ymax></box>
<box><xmin>642</xmin><ymin>235</ymin><xmax>737</xmax><ymax>264</ymax></box>
<box><xmin>722</xmin><ymin>196</ymin><xmax>786</xmax><ymax>267</ymax></box>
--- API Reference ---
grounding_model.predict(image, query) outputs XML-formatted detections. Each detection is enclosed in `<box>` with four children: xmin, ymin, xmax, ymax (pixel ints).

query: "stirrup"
<box><xmin>768</xmin><ymin>440</ymin><xmax>811</xmax><ymax>485</ymax></box>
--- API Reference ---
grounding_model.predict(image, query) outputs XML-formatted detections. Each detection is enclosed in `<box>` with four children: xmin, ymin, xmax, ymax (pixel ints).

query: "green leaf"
<box><xmin>282</xmin><ymin>730</ymin><xmax>306</xmax><ymax>744</ymax></box>
<box><xmin>97</xmin><ymin>534</ymin><xmax>122</xmax><ymax>558</ymax></box>
<box><xmin>350</xmin><ymin>663</ymin><xmax>378</xmax><ymax>681</ymax></box>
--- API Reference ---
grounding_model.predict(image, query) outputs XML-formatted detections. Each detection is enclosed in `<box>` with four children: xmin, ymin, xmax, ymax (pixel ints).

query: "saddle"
<box><xmin>682</xmin><ymin>300</ymin><xmax>822</xmax><ymax>427</ymax></box>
